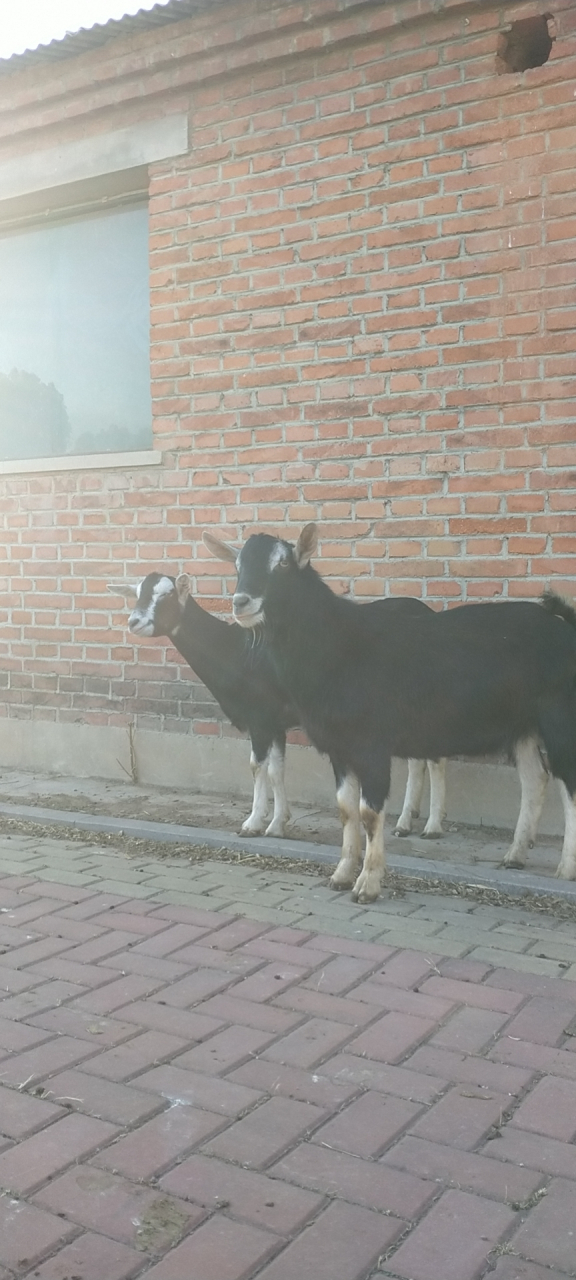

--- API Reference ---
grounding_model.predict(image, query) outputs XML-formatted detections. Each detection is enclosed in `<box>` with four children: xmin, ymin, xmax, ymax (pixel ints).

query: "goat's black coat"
<box><xmin>234</xmin><ymin>534</ymin><xmax>576</xmax><ymax>811</ymax></box>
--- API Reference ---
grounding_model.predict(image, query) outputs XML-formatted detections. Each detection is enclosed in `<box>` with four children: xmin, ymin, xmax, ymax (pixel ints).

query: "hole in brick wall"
<box><xmin>497</xmin><ymin>14</ymin><xmax>553</xmax><ymax>73</ymax></box>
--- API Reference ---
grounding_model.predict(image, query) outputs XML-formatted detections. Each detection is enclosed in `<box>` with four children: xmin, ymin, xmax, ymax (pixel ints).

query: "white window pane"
<box><xmin>0</xmin><ymin>203</ymin><xmax>152</xmax><ymax>460</ymax></box>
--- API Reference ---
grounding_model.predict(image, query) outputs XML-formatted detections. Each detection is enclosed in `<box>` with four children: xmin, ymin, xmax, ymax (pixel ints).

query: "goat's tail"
<box><xmin>541</xmin><ymin>589</ymin><xmax>576</xmax><ymax>630</ymax></box>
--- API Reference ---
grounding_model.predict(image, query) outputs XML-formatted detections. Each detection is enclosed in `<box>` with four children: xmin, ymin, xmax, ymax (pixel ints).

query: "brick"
<box><xmin>485</xmin><ymin>971</ymin><xmax>576</xmax><ymax>1002</ymax></box>
<box><xmin>510</xmin><ymin>1076</ymin><xmax>576</xmax><ymax>1141</ymax></box>
<box><xmin>161</xmin><ymin>1152</ymin><xmax>323</xmax><ymax>1235</ymax></box>
<box><xmin>255</xmin><ymin>1200</ymin><xmax>404</xmax><ymax>1280</ymax></box>
<box><xmin>228</xmin><ymin>1058</ymin><xmax>359</xmax><ymax>1109</ymax></box>
<box><xmin>346</xmin><ymin>1011</ymin><xmax>436</xmax><ymax>1064</ymax></box>
<box><xmin>272</xmin><ymin>1141</ymin><xmax>434</xmax><ymax>1218</ymax></box>
<box><xmin>148</xmin><ymin>968</ymin><xmax>239</xmax><ymax>1007</ymax></box>
<box><xmin>503</xmin><ymin>996</ymin><xmax>576</xmax><ymax>1046</ymax></box>
<box><xmin>34</xmin><ymin>1166</ymin><xmax>202</xmax><ymax>1252</ymax></box>
<box><xmin>383</xmin><ymin>1134</ymin><xmax>544</xmax><ymax>1203</ymax></box>
<box><xmin>0</xmin><ymin>1197</ymin><xmax>74</xmax><ymax>1272</ymax></box>
<box><xmin>150</xmin><ymin>906</ymin><xmax>234</xmax><ymax>928</ymax></box>
<box><xmin>0</xmin><ymin>936</ymin><xmax>74</xmax><ymax>969</ymax></box>
<box><xmin>483</xmin><ymin>1127</ymin><xmax>576</xmax><ymax>1180</ymax></box>
<box><xmin>141</xmin><ymin>1214</ymin><xmax>278</xmax><ymax>1280</ymax></box>
<box><xmin>134</xmin><ymin>1064</ymin><xmax>264</xmax><ymax>1116</ymax></box>
<box><xmin>230</xmin><ymin>962</ymin><xmax>312</xmax><ymax>1002</ymax></box>
<box><xmin>388</xmin><ymin>1188</ymin><xmax>516</xmax><ymax>1280</ymax></box>
<box><xmin>306</xmin><ymin>935</ymin><xmax>394</xmax><ymax>962</ymax></box>
<box><xmin>81</xmin><ymin>1029</ymin><xmax>189</xmax><ymax>1081</ymax></box>
<box><xmin>105</xmin><ymin>951</ymin><xmax>192</xmax><ymax>982</ymax></box>
<box><xmin>173</xmin><ymin>1024</ymin><xmax>276</xmax><ymax>1074</ymax></box>
<box><xmin>0</xmin><ymin>964</ymin><xmax>39</xmax><ymax>994</ymax></box>
<box><xmin>272</xmin><ymin>985</ymin><xmax>378</xmax><ymax>1026</ymax></box>
<box><xmin>109</xmin><ymin>999</ymin><xmax>223</xmax><ymax>1042</ymax></box>
<box><xmin>410</xmin><ymin>1085</ymin><xmax>509</xmax><ymax>1151</ymax></box>
<box><xmin>196</xmin><ymin>993</ymin><xmax>301</xmax><ymax>1034</ymax></box>
<box><xmin>430</xmin><ymin>1006</ymin><xmax>509</xmax><ymax>1053</ymax></box>
<box><xmin>89</xmin><ymin>910</ymin><xmax>169</xmax><ymax>934</ymax></box>
<box><xmin>37</xmin><ymin>1068</ymin><xmax>164</xmax><ymax>1125</ymax></box>
<box><xmin>164</xmin><ymin>942</ymin><xmax>263</xmax><ymax>974</ymax></box>
<box><xmin>0</xmin><ymin>1015</ymin><xmax>52</xmax><ymax>1054</ymax></box>
<box><xmin>490</xmin><ymin>1036</ymin><xmax>576</xmax><ymax>1081</ymax></box>
<box><xmin>27</xmin><ymin>957</ymin><xmax>120</xmax><ymax>988</ymax></box>
<box><xmin>262</xmin><ymin>1017</ymin><xmax>355</xmax><ymax>1069</ymax></box>
<box><xmin>198</xmin><ymin>918</ymin><xmax>270</xmax><ymax>949</ymax></box>
<box><xmin>490</xmin><ymin>1260</ymin><xmax>571</xmax><ymax>1280</ymax></box>
<box><xmin>311</xmin><ymin>1089</ymin><xmax>421</xmax><ymax>1158</ymax></box>
<box><xmin>129</xmin><ymin>922</ymin><xmax>215</xmax><ymax>956</ymax></box>
<box><xmin>62</xmin><ymin>930</ymin><xmax>140</xmax><ymax>963</ymax></box>
<box><xmin>511</xmin><ymin>1179</ymin><xmax>576</xmax><ymax>1273</ymax></box>
<box><xmin>93</xmin><ymin>1106</ymin><xmax>226</xmax><ymax>1180</ymax></box>
<box><xmin>301</xmin><ymin>954</ymin><xmax>378</xmax><ymax>993</ymax></box>
<box><xmin>419</xmin><ymin>976</ymin><xmax>524</xmax><ymax>1012</ymax></box>
<box><xmin>0</xmin><ymin>1088</ymin><xmax>65</xmax><ymax>1140</ymax></box>
<box><xmin>404</xmin><ymin>1045</ymin><xmax>533</xmax><ymax>1095</ymax></box>
<box><xmin>0</xmin><ymin>1035</ymin><xmax>99</xmax><ymax>1087</ymax></box>
<box><xmin>202</xmin><ymin>1096</ymin><xmax>325</xmax><ymax>1169</ymax></box>
<box><xmin>22</xmin><ymin>1231</ymin><xmax>143</xmax><ymax>1280</ymax></box>
<box><xmin>73</xmin><ymin>973</ymin><xmax>166</xmax><ymax>1013</ymax></box>
<box><xmin>27</xmin><ymin>1006</ymin><xmax>138</xmax><ymax>1045</ymax></box>
<box><xmin>320</xmin><ymin>1052</ymin><xmax>446</xmax><ymax>1104</ymax></box>
<box><xmin>0</xmin><ymin>1112</ymin><xmax>117</xmax><ymax>1194</ymax></box>
<box><xmin>0</xmin><ymin>980</ymin><xmax>84</xmax><ymax>1021</ymax></box>
<box><xmin>376</xmin><ymin>949</ymin><xmax>442</xmax><ymax>988</ymax></box>
<box><xmin>350</xmin><ymin>980</ymin><xmax>455</xmax><ymax>1020</ymax></box>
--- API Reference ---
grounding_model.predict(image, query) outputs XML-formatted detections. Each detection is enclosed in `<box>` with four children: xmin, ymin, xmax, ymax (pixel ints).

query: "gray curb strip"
<box><xmin>1</xmin><ymin>800</ymin><xmax>575</xmax><ymax>902</ymax></box>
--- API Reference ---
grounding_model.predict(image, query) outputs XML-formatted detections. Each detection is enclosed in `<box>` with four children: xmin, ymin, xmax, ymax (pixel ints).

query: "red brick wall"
<box><xmin>1</xmin><ymin>0</ymin><xmax>575</xmax><ymax>738</ymax></box>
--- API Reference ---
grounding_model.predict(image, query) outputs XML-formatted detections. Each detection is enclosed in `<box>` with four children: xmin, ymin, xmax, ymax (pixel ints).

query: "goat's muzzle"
<box><xmin>233</xmin><ymin>593</ymin><xmax>264</xmax><ymax>626</ymax></box>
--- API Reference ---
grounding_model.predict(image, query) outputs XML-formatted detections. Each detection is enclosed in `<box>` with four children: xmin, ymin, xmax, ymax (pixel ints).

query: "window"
<box><xmin>0</xmin><ymin>203</ymin><xmax>152</xmax><ymax>461</ymax></box>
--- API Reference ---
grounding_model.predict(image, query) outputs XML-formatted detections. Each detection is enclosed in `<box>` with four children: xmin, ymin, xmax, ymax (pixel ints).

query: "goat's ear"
<box><xmin>202</xmin><ymin>531</ymin><xmax>239</xmax><ymax>565</ymax></box>
<box><xmin>176</xmin><ymin>574</ymin><xmax>191</xmax><ymax>606</ymax></box>
<box><xmin>107</xmin><ymin>583</ymin><xmax>138</xmax><ymax>600</ymax></box>
<box><xmin>294</xmin><ymin>523</ymin><xmax>318</xmax><ymax>569</ymax></box>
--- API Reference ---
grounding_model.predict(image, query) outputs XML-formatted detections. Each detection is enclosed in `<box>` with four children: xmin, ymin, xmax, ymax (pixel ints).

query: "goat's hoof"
<box><xmin>421</xmin><ymin>829</ymin><xmax>443</xmax><ymax>840</ymax></box>
<box><xmin>393</xmin><ymin>826</ymin><xmax>410</xmax><ymax>838</ymax></box>
<box><xmin>351</xmin><ymin>873</ymin><xmax>381</xmax><ymax>904</ymax></box>
<box><xmin>265</xmin><ymin>822</ymin><xmax>288</xmax><ymax>838</ymax></box>
<box><xmin>555</xmin><ymin>865</ymin><xmax>576</xmax><ymax>880</ymax></box>
<box><xmin>329</xmin><ymin>873</ymin><xmax>356</xmax><ymax>891</ymax></box>
<box><xmin>502</xmin><ymin>856</ymin><xmax>526</xmax><ymax>870</ymax></box>
<box><xmin>240</xmin><ymin>824</ymin><xmax>265</xmax><ymax>837</ymax></box>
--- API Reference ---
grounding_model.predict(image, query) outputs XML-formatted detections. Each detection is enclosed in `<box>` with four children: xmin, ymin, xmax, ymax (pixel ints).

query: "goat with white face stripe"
<box><xmin>108</xmin><ymin>572</ymin><xmax>295</xmax><ymax>837</ymax></box>
<box><xmin>207</xmin><ymin>525</ymin><xmax>576</xmax><ymax>901</ymax></box>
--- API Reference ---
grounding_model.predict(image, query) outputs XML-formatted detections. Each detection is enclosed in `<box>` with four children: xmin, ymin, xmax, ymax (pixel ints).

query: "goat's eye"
<box><xmin>277</xmin><ymin>558</ymin><xmax>290</xmax><ymax>571</ymax></box>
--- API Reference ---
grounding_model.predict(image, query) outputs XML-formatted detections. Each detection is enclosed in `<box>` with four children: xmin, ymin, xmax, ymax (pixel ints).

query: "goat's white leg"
<box><xmin>555</xmin><ymin>781</ymin><xmax>576</xmax><ymax>879</ymax></box>
<box><xmin>422</xmin><ymin>758</ymin><xmax>447</xmax><ymax>837</ymax></box>
<box><xmin>352</xmin><ymin>801</ymin><xmax>386</xmax><ymax>904</ymax></box>
<box><xmin>241</xmin><ymin>750</ymin><xmax>270</xmax><ymax>835</ymax></box>
<box><xmin>265</xmin><ymin>741</ymin><xmax>291</xmax><ymax>837</ymax></box>
<box><xmin>330</xmin><ymin>773</ymin><xmax>362</xmax><ymax>890</ymax></box>
<box><xmin>503</xmin><ymin>739</ymin><xmax>548</xmax><ymax>868</ymax></box>
<box><xmin>394</xmin><ymin>759</ymin><xmax>426</xmax><ymax>836</ymax></box>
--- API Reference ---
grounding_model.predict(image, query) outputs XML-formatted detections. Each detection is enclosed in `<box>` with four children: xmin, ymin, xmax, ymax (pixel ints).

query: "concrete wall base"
<box><xmin>0</xmin><ymin>719</ymin><xmax>565</xmax><ymax>836</ymax></box>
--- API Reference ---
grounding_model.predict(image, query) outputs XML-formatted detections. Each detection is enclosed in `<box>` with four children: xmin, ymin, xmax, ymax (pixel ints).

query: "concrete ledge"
<box><xmin>0</xmin><ymin>801</ymin><xmax>574</xmax><ymax>903</ymax></box>
<box><xmin>0</xmin><ymin>719</ymin><xmax>566</xmax><ymax>836</ymax></box>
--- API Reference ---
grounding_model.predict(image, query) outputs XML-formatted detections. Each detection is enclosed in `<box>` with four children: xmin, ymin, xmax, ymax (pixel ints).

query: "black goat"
<box><xmin>108</xmin><ymin>573</ymin><xmax>296</xmax><ymax>836</ymax></box>
<box><xmin>208</xmin><ymin>524</ymin><xmax>576</xmax><ymax>901</ymax></box>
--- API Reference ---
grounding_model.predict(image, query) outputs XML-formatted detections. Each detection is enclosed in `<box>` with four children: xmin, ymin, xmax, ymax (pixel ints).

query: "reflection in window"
<box><xmin>0</xmin><ymin>204</ymin><xmax>152</xmax><ymax>461</ymax></box>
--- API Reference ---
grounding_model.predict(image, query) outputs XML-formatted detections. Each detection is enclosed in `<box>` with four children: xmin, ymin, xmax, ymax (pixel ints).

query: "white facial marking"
<box><xmin>269</xmin><ymin>542</ymin><xmax>288</xmax><ymax>571</ymax></box>
<box><xmin>129</xmin><ymin>575</ymin><xmax>176</xmax><ymax>635</ymax></box>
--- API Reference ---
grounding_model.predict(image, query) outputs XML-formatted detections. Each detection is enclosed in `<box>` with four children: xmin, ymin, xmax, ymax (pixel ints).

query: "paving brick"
<box><xmin>228</xmin><ymin>1058</ymin><xmax>359</xmax><ymax>1110</ymax></box>
<box><xmin>93</xmin><ymin>1106</ymin><xmax>226</xmax><ymax>1180</ymax></box>
<box><xmin>262</xmin><ymin>1017</ymin><xmax>355</xmax><ymax>1069</ymax></box>
<box><xmin>198</xmin><ymin>918</ymin><xmax>271</xmax><ymax>950</ymax></box>
<box><xmin>301</xmin><ymin>953</ymin><xmax>379</xmax><ymax>994</ymax></box>
<box><xmin>430</xmin><ymin>1006</ymin><xmax>510</xmax><ymax>1054</ymax></box>
<box><xmin>0</xmin><ymin>1113</ymin><xmax>117</xmax><ymax>1194</ymax></box>
<box><xmin>375</xmin><ymin>949</ymin><xmax>442</xmax><ymax>988</ymax></box>
<box><xmin>230</xmin><ymin>963</ymin><xmax>312</xmax><ymax>1003</ymax></box>
<box><xmin>383</xmin><ymin>1134</ymin><xmax>544</xmax><ymax>1203</ymax></box>
<box><xmin>59</xmin><ymin>893</ymin><xmax>128</xmax><ymax>918</ymax></box>
<box><xmin>38</xmin><ymin>1068</ymin><xmax>164</xmax><ymax>1125</ymax></box>
<box><xmin>164</xmin><ymin>942</ymin><xmax>263</xmax><ymax>974</ymax></box>
<box><xmin>141</xmin><ymin>1213</ymin><xmax>278</xmax><ymax>1280</ymax></box>
<box><xmin>129</xmin><ymin>922</ymin><xmax>215</xmax><ymax>956</ymax></box>
<box><xmin>81</xmin><ymin>1029</ymin><xmax>189</xmax><ymax>1081</ymax></box>
<box><xmin>21</xmin><ymin>914</ymin><xmax>105</xmax><ymax>943</ymax></box>
<box><xmin>483</xmin><ymin>1127</ymin><xmax>576</xmax><ymax>1180</ymax></box>
<box><xmin>27</xmin><ymin>1007</ymin><xmax>138</xmax><ymax>1046</ymax></box>
<box><xmin>89</xmin><ymin>910</ymin><xmax>169</xmax><ymax>934</ymax></box>
<box><xmin>387</xmin><ymin>1187</ymin><xmax>516</xmax><ymax>1280</ymax></box>
<box><xmin>410</xmin><ymin>1084</ymin><xmax>509</xmax><ymax>1151</ymax></box>
<box><xmin>419</xmin><ymin>975</ymin><xmax>524</xmax><ymax>1012</ymax></box>
<box><xmin>404</xmin><ymin>1045</ymin><xmax>533</xmax><ymax>1095</ymax></box>
<box><xmin>0</xmin><ymin>1035</ymin><xmax>99</xmax><ymax>1087</ymax></box>
<box><xmin>256</xmin><ymin>1200</ymin><xmax>404</xmax><ymax>1280</ymax></box>
<box><xmin>197</xmin><ymin>993</ymin><xmax>301</xmax><ymax>1034</ymax></box>
<box><xmin>489</xmin><ymin>1258</ymin><xmax>572</xmax><ymax>1280</ymax></box>
<box><xmin>203</xmin><ymin>1096</ymin><xmax>325</xmax><ymax>1169</ymax></box>
<box><xmin>504</xmin><ymin>996</ymin><xmax>576</xmax><ymax>1046</ymax></box>
<box><xmin>306</xmin><ymin>935</ymin><xmax>394</xmax><ymax>962</ymax></box>
<box><xmin>0</xmin><ymin>1088</ymin><xmax>65</xmax><ymax>1140</ymax></box>
<box><xmin>22</xmin><ymin>1230</ymin><xmax>144</xmax><ymax>1280</ymax></box>
<box><xmin>0</xmin><ymin>1196</ymin><xmax>74</xmax><ymax>1272</ymax></box>
<box><xmin>110</xmin><ymin>999</ymin><xmax>223</xmax><ymax>1042</ymax></box>
<box><xmin>510</xmin><ymin>1178</ymin><xmax>576</xmax><ymax>1273</ymax></box>
<box><xmin>510</xmin><ymin>1075</ymin><xmax>576</xmax><ymax>1141</ymax></box>
<box><xmin>161</xmin><ymin>1151</ymin><xmax>323</xmax><ymax>1235</ymax></box>
<box><xmin>0</xmin><ymin>980</ymin><xmax>84</xmax><ymax>1022</ymax></box>
<box><xmin>272</xmin><ymin>1142</ymin><xmax>434</xmax><ymax>1218</ymax></box>
<box><xmin>34</xmin><ymin>1166</ymin><xmax>202</xmax><ymax>1252</ymax></box>
<box><xmin>272</xmin><ymin>985</ymin><xmax>378</xmax><ymax>1026</ymax></box>
<box><xmin>320</xmin><ymin>1052</ymin><xmax>446</xmax><ymax>1104</ymax></box>
<box><xmin>485</xmin><ymin>970</ymin><xmax>576</xmax><ymax>1001</ymax></box>
<box><xmin>0</xmin><ymin>936</ymin><xmax>75</xmax><ymax>969</ymax></box>
<box><xmin>489</xmin><ymin>1036</ymin><xmax>576</xmax><ymax>1080</ymax></box>
<box><xmin>350</xmin><ymin>979</ymin><xmax>456</xmax><ymax>1020</ymax></box>
<box><xmin>147</xmin><ymin>968</ymin><xmax>238</xmax><ymax>1008</ymax></box>
<box><xmin>311</xmin><ymin>1090</ymin><xmax>421</xmax><ymax>1158</ymax></box>
<box><xmin>438</xmin><ymin>957</ymin><xmax>493</xmax><ymax>982</ymax></box>
<box><xmin>135</xmin><ymin>1064</ymin><xmax>264</xmax><ymax>1116</ymax></box>
<box><xmin>61</xmin><ymin>930</ymin><xmax>139</xmax><ymax>963</ymax></box>
<box><xmin>27</xmin><ymin>957</ymin><xmax>120</xmax><ymax>988</ymax></box>
<box><xmin>347</xmin><ymin>1011</ymin><xmax>437</xmax><ymax>1064</ymax></box>
<box><xmin>150</xmin><ymin>905</ymin><xmax>234</xmax><ymax>928</ymax></box>
<box><xmin>265</xmin><ymin>926</ymin><xmax>315</xmax><ymax>945</ymax></box>
<box><xmin>0</xmin><ymin>1015</ymin><xmax>52</xmax><ymax>1054</ymax></box>
<box><xmin>0</xmin><ymin>964</ymin><xmax>40</xmax><ymax>994</ymax></box>
<box><xmin>73</xmin><ymin>973</ymin><xmax>166</xmax><ymax>1013</ymax></box>
<box><xmin>468</xmin><ymin>948</ymin><xmax>569</xmax><ymax>977</ymax></box>
<box><xmin>173</xmin><ymin>1025</ymin><xmax>276</xmax><ymax>1075</ymax></box>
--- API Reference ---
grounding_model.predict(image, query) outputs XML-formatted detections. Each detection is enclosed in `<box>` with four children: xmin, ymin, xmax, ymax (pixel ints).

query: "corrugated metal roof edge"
<box><xmin>0</xmin><ymin>0</ymin><xmax>230</xmax><ymax>76</ymax></box>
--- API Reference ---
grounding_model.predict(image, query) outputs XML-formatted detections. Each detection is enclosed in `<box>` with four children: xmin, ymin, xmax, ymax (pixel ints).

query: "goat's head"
<box><xmin>107</xmin><ymin>573</ymin><xmax>190</xmax><ymax>637</ymax></box>
<box><xmin>203</xmin><ymin>525</ymin><xmax>318</xmax><ymax>628</ymax></box>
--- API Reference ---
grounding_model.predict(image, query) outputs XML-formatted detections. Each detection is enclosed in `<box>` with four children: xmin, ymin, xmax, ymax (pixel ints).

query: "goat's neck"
<box><xmin>265</xmin><ymin>568</ymin><xmax>350</xmax><ymax>701</ymax></box>
<box><xmin>170</xmin><ymin>595</ymin><xmax>236</xmax><ymax>673</ymax></box>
